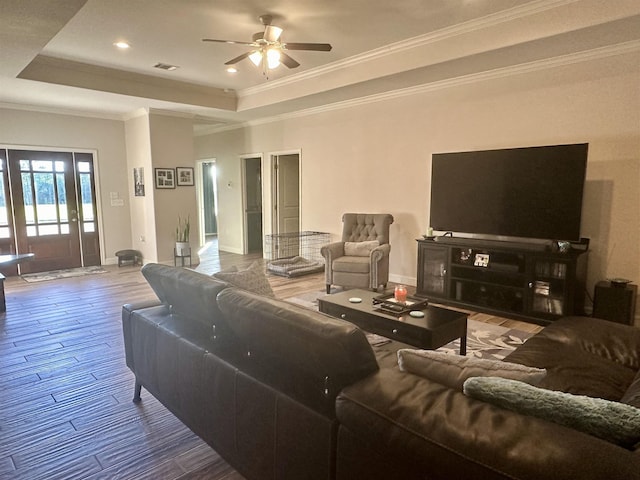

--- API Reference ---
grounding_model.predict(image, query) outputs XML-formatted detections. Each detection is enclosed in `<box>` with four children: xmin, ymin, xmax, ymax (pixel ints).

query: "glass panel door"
<box><xmin>75</xmin><ymin>152</ymin><xmax>101</xmax><ymax>266</ymax></box>
<box><xmin>0</xmin><ymin>151</ymin><xmax>13</xmax><ymax>242</ymax></box>
<box><xmin>417</xmin><ymin>243</ymin><xmax>449</xmax><ymax>297</ymax></box>
<box><xmin>0</xmin><ymin>149</ymin><xmax>18</xmax><ymax>275</ymax></box>
<box><xmin>529</xmin><ymin>258</ymin><xmax>568</xmax><ymax>317</ymax></box>
<box><xmin>8</xmin><ymin>150</ymin><xmax>81</xmax><ymax>273</ymax></box>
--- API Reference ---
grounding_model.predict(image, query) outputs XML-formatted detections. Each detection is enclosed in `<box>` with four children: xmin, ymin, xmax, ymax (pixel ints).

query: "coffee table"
<box><xmin>318</xmin><ymin>289</ymin><xmax>468</xmax><ymax>355</ymax></box>
<box><xmin>0</xmin><ymin>253</ymin><xmax>35</xmax><ymax>312</ymax></box>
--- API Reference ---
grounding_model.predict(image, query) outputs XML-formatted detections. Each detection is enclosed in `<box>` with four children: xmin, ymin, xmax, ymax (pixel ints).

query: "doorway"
<box><xmin>199</xmin><ymin>161</ymin><xmax>218</xmax><ymax>243</ymax></box>
<box><xmin>242</xmin><ymin>156</ymin><xmax>263</xmax><ymax>254</ymax></box>
<box><xmin>1</xmin><ymin>149</ymin><xmax>101</xmax><ymax>274</ymax></box>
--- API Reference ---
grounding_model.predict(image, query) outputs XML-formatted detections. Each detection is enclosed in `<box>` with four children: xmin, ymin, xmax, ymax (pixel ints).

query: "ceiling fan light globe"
<box><xmin>249</xmin><ymin>51</ymin><xmax>262</xmax><ymax>66</ymax></box>
<box><xmin>267</xmin><ymin>49</ymin><xmax>281</xmax><ymax>69</ymax></box>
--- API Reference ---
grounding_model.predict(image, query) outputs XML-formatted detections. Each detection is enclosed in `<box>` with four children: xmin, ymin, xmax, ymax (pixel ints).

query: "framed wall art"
<box><xmin>133</xmin><ymin>167</ymin><xmax>145</xmax><ymax>196</ymax></box>
<box><xmin>154</xmin><ymin>168</ymin><xmax>175</xmax><ymax>189</ymax></box>
<box><xmin>177</xmin><ymin>167</ymin><xmax>194</xmax><ymax>186</ymax></box>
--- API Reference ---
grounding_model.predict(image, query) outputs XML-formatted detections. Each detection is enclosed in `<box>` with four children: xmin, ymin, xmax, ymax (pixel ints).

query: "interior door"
<box><xmin>273</xmin><ymin>153</ymin><xmax>300</xmax><ymax>259</ymax></box>
<box><xmin>275</xmin><ymin>154</ymin><xmax>300</xmax><ymax>234</ymax></box>
<box><xmin>8</xmin><ymin>150</ymin><xmax>82</xmax><ymax>273</ymax></box>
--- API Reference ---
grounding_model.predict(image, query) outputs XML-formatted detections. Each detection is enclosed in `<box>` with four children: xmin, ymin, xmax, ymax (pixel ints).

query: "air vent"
<box><xmin>154</xmin><ymin>63</ymin><xmax>179</xmax><ymax>71</ymax></box>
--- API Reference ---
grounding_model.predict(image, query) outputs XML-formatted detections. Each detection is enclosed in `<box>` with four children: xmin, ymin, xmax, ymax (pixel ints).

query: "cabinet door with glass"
<box><xmin>527</xmin><ymin>256</ymin><xmax>576</xmax><ymax>319</ymax></box>
<box><xmin>416</xmin><ymin>241</ymin><xmax>449</xmax><ymax>298</ymax></box>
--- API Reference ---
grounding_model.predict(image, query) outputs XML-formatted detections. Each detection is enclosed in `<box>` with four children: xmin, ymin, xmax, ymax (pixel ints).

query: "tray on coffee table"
<box><xmin>372</xmin><ymin>293</ymin><xmax>429</xmax><ymax>315</ymax></box>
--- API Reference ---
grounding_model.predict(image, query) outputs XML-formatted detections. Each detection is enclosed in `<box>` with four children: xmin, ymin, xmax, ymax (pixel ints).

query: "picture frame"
<box><xmin>474</xmin><ymin>253</ymin><xmax>490</xmax><ymax>267</ymax></box>
<box><xmin>154</xmin><ymin>168</ymin><xmax>175</xmax><ymax>189</ymax></box>
<box><xmin>176</xmin><ymin>167</ymin><xmax>194</xmax><ymax>186</ymax></box>
<box><xmin>133</xmin><ymin>167</ymin><xmax>145</xmax><ymax>196</ymax></box>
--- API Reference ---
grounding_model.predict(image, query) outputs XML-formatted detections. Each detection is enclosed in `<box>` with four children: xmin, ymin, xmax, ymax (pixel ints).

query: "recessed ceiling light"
<box><xmin>226</xmin><ymin>66</ymin><xmax>238</xmax><ymax>73</ymax></box>
<box><xmin>114</xmin><ymin>41</ymin><xmax>130</xmax><ymax>49</ymax></box>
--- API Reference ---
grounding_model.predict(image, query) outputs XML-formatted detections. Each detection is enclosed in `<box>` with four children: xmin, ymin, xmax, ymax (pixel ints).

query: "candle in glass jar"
<box><xmin>394</xmin><ymin>285</ymin><xmax>408</xmax><ymax>303</ymax></box>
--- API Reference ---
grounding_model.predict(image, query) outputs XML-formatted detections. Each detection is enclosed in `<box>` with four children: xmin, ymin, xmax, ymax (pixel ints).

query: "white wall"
<box><xmin>0</xmin><ymin>107</ymin><xmax>132</xmax><ymax>264</ymax></box>
<box><xmin>125</xmin><ymin>112</ymin><xmax>157</xmax><ymax>262</ymax></box>
<box><xmin>149</xmin><ymin>113</ymin><xmax>198</xmax><ymax>263</ymax></box>
<box><xmin>195</xmin><ymin>52</ymin><xmax>640</xmax><ymax>303</ymax></box>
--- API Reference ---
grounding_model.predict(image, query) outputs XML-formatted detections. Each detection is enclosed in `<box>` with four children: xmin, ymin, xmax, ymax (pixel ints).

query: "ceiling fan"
<box><xmin>202</xmin><ymin>14</ymin><xmax>332</xmax><ymax>76</ymax></box>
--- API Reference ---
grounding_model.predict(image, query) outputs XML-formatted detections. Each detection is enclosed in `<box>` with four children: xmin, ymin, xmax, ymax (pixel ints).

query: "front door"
<box><xmin>7</xmin><ymin>150</ymin><xmax>99</xmax><ymax>274</ymax></box>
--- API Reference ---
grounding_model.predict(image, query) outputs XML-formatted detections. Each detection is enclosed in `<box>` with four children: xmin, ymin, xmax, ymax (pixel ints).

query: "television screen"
<box><xmin>429</xmin><ymin>144</ymin><xmax>588</xmax><ymax>242</ymax></box>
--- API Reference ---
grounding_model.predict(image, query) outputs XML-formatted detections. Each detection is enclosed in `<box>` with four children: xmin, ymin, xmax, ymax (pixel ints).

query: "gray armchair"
<box><xmin>320</xmin><ymin>213</ymin><xmax>394</xmax><ymax>294</ymax></box>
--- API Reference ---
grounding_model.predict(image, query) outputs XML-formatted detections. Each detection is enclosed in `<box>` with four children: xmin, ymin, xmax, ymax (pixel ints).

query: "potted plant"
<box><xmin>175</xmin><ymin>215</ymin><xmax>190</xmax><ymax>256</ymax></box>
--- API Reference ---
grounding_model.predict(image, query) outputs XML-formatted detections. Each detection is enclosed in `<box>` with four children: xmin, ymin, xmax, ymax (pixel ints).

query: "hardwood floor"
<box><xmin>0</xmin><ymin>241</ymin><xmax>541</xmax><ymax>479</ymax></box>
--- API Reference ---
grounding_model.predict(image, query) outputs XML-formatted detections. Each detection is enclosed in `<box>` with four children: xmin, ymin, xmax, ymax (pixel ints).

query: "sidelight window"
<box><xmin>0</xmin><ymin>163</ymin><xmax>9</xmax><ymax>239</ymax></box>
<box><xmin>77</xmin><ymin>161</ymin><xmax>96</xmax><ymax>233</ymax></box>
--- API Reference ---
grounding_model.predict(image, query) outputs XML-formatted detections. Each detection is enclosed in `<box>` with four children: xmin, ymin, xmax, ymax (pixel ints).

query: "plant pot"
<box><xmin>175</xmin><ymin>241</ymin><xmax>191</xmax><ymax>256</ymax></box>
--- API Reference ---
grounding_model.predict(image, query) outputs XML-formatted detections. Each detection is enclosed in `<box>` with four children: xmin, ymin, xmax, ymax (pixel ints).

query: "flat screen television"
<box><xmin>429</xmin><ymin>143</ymin><xmax>588</xmax><ymax>242</ymax></box>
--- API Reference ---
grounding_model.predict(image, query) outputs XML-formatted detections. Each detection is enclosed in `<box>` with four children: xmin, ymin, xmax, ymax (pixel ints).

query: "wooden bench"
<box><xmin>0</xmin><ymin>253</ymin><xmax>35</xmax><ymax>312</ymax></box>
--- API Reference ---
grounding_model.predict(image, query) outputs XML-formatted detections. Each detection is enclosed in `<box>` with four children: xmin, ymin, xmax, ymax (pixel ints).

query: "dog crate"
<box><xmin>265</xmin><ymin>231</ymin><xmax>330</xmax><ymax>277</ymax></box>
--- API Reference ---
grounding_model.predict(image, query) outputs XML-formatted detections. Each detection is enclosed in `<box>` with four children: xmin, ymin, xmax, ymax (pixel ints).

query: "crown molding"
<box><xmin>194</xmin><ymin>121</ymin><xmax>245</xmax><ymax>136</ymax></box>
<box><xmin>199</xmin><ymin>40</ymin><xmax>640</xmax><ymax>136</ymax></box>
<box><xmin>0</xmin><ymin>101</ymin><xmax>124</xmax><ymax>121</ymax></box>
<box><xmin>238</xmin><ymin>0</ymin><xmax>579</xmax><ymax>98</ymax></box>
<box><xmin>148</xmin><ymin>108</ymin><xmax>196</xmax><ymax>120</ymax></box>
<box><xmin>122</xmin><ymin>108</ymin><xmax>150</xmax><ymax>121</ymax></box>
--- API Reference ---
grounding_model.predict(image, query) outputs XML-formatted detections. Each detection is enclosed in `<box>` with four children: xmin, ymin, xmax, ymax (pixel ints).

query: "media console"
<box><xmin>416</xmin><ymin>237</ymin><xmax>589</xmax><ymax>325</ymax></box>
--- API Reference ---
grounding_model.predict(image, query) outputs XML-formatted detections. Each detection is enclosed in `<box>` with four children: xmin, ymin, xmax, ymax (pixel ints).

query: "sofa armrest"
<box><xmin>321</xmin><ymin>242</ymin><xmax>345</xmax><ymax>285</ymax></box>
<box><xmin>320</xmin><ymin>241</ymin><xmax>345</xmax><ymax>261</ymax></box>
<box><xmin>336</xmin><ymin>368</ymin><xmax>640</xmax><ymax>480</ymax></box>
<box><xmin>123</xmin><ymin>300</ymin><xmax>163</xmax><ymax>313</ymax></box>
<box><xmin>369</xmin><ymin>243</ymin><xmax>390</xmax><ymax>263</ymax></box>
<box><xmin>122</xmin><ymin>302</ymin><xmax>167</xmax><ymax>372</ymax></box>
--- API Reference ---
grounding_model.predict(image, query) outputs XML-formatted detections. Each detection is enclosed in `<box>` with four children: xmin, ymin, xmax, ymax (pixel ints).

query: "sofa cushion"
<box><xmin>216</xmin><ymin>288</ymin><xmax>378</xmax><ymax>402</ymax></box>
<box><xmin>621</xmin><ymin>369</ymin><xmax>640</xmax><ymax>408</ymax></box>
<box><xmin>332</xmin><ymin>256</ymin><xmax>371</xmax><ymax>274</ymax></box>
<box><xmin>344</xmin><ymin>240</ymin><xmax>379</xmax><ymax>257</ymax></box>
<box><xmin>505</xmin><ymin>317</ymin><xmax>639</xmax><ymax>401</ymax></box>
<box><xmin>141</xmin><ymin>263</ymin><xmax>228</xmax><ymax>329</ymax></box>
<box><xmin>463</xmin><ymin>376</ymin><xmax>640</xmax><ymax>448</ymax></box>
<box><xmin>398</xmin><ymin>349</ymin><xmax>546</xmax><ymax>390</ymax></box>
<box><xmin>213</xmin><ymin>261</ymin><xmax>275</xmax><ymax>297</ymax></box>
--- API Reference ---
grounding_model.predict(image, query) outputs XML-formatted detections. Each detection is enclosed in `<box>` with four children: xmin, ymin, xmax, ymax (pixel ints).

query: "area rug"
<box><xmin>21</xmin><ymin>266</ymin><xmax>107</xmax><ymax>283</ymax></box>
<box><xmin>284</xmin><ymin>289</ymin><xmax>534</xmax><ymax>360</ymax></box>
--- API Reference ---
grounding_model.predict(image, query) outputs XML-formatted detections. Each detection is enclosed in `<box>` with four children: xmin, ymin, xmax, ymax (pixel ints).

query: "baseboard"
<box><xmin>104</xmin><ymin>256</ymin><xmax>118</xmax><ymax>266</ymax></box>
<box><xmin>219</xmin><ymin>244</ymin><xmax>244</xmax><ymax>255</ymax></box>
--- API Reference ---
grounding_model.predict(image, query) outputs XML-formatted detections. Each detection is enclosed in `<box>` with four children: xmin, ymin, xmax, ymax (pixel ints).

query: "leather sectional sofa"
<box><xmin>122</xmin><ymin>263</ymin><xmax>640</xmax><ymax>480</ymax></box>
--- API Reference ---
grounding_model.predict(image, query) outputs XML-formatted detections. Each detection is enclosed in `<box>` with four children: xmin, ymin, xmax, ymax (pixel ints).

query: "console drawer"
<box><xmin>320</xmin><ymin>301</ymin><xmax>428</xmax><ymax>346</ymax></box>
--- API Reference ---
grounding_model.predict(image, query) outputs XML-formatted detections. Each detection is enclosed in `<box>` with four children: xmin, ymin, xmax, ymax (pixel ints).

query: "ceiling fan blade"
<box><xmin>224</xmin><ymin>51</ymin><xmax>252</xmax><ymax>65</ymax></box>
<box><xmin>280</xmin><ymin>52</ymin><xmax>300</xmax><ymax>69</ymax></box>
<box><xmin>203</xmin><ymin>38</ymin><xmax>256</xmax><ymax>47</ymax></box>
<box><xmin>264</xmin><ymin>25</ymin><xmax>283</xmax><ymax>42</ymax></box>
<box><xmin>283</xmin><ymin>42</ymin><xmax>332</xmax><ymax>52</ymax></box>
